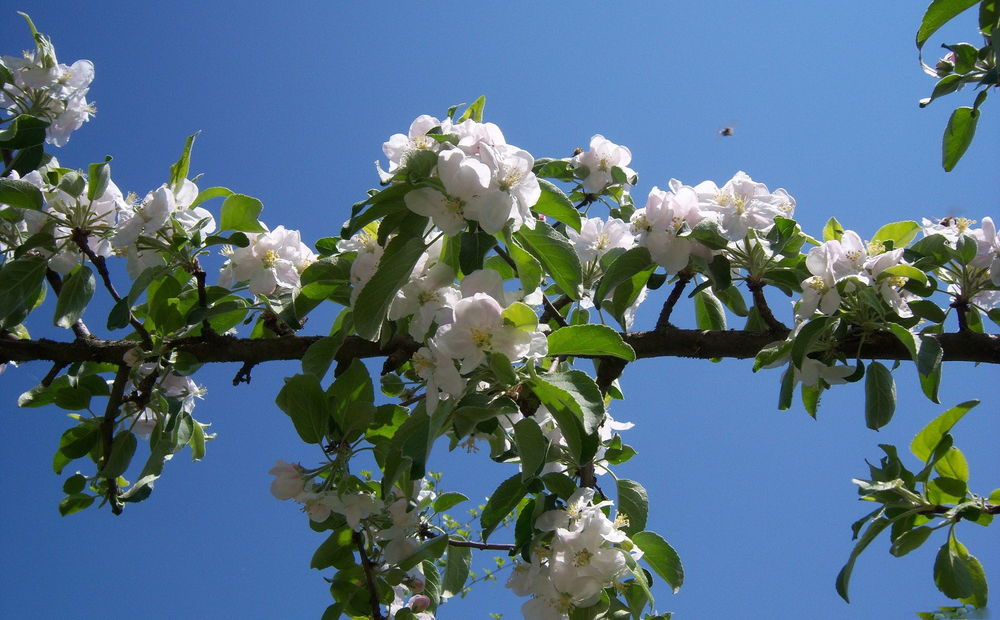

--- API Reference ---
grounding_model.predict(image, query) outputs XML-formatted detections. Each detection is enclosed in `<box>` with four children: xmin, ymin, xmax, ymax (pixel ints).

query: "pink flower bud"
<box><xmin>268</xmin><ymin>460</ymin><xmax>305</xmax><ymax>500</ymax></box>
<box><xmin>408</xmin><ymin>595</ymin><xmax>431</xmax><ymax>613</ymax></box>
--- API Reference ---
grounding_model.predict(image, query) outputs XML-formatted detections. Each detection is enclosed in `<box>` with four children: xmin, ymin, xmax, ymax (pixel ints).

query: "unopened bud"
<box><xmin>408</xmin><ymin>595</ymin><xmax>431</xmax><ymax>613</ymax></box>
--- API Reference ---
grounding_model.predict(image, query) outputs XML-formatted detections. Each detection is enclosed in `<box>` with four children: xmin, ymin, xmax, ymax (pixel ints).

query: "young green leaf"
<box><xmin>547</xmin><ymin>324</ymin><xmax>636</xmax><ymax>361</ymax></box>
<box><xmin>864</xmin><ymin>361</ymin><xmax>896</xmax><ymax>430</ymax></box>
<box><xmin>836</xmin><ymin>516</ymin><xmax>890</xmax><ymax>602</ymax></box>
<box><xmin>515</xmin><ymin>222</ymin><xmax>582</xmax><ymax>300</ymax></box>
<box><xmin>441</xmin><ymin>543</ymin><xmax>472</xmax><ymax>600</ymax></box>
<box><xmin>352</xmin><ymin>234</ymin><xmax>427</xmax><ymax>340</ymax></box>
<box><xmin>616</xmin><ymin>479</ymin><xmax>648</xmax><ymax>535</ymax></box>
<box><xmin>532</xmin><ymin>179</ymin><xmax>581</xmax><ymax>232</ymax></box>
<box><xmin>632</xmin><ymin>531</ymin><xmax>684</xmax><ymax>593</ymax></box>
<box><xmin>942</xmin><ymin>106</ymin><xmax>979</xmax><ymax>171</ymax></box>
<box><xmin>911</xmin><ymin>400</ymin><xmax>978</xmax><ymax>461</ymax></box>
<box><xmin>513</xmin><ymin>417</ymin><xmax>548</xmax><ymax>480</ymax></box>
<box><xmin>0</xmin><ymin>177</ymin><xmax>44</xmax><ymax>210</ymax></box>
<box><xmin>53</xmin><ymin>265</ymin><xmax>95</xmax><ymax>329</ymax></box>
<box><xmin>219</xmin><ymin>193</ymin><xmax>267</xmax><ymax>233</ymax></box>
<box><xmin>480</xmin><ymin>473</ymin><xmax>527</xmax><ymax>541</ymax></box>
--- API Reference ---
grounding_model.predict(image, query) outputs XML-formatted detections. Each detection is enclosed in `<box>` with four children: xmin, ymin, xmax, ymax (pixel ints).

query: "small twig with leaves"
<box><xmin>655</xmin><ymin>272</ymin><xmax>692</xmax><ymax>331</ymax></box>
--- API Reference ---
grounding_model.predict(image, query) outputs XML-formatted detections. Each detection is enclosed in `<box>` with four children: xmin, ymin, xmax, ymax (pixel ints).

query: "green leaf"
<box><xmin>219</xmin><ymin>194</ymin><xmax>267</xmax><ymax>233</ymax></box>
<box><xmin>594</xmin><ymin>246</ymin><xmax>653</xmax><ymax>306</ymax></box>
<box><xmin>168</xmin><ymin>132</ymin><xmax>198</xmax><ymax>188</ymax></box>
<box><xmin>432</xmin><ymin>491</ymin><xmax>469</xmax><ymax>513</ymax></box>
<box><xmin>353</xmin><ymin>234</ymin><xmax>427</xmax><ymax>340</ymax></box>
<box><xmin>693</xmin><ymin>289</ymin><xmax>726</xmax><ymax>331</ymax></box>
<box><xmin>189</xmin><ymin>185</ymin><xmax>234</xmax><ymax>209</ymax></box>
<box><xmin>6</xmin><ymin>144</ymin><xmax>44</xmax><ymax>177</ymax></box>
<box><xmin>87</xmin><ymin>157</ymin><xmax>112</xmax><ymax>201</ymax></box>
<box><xmin>301</xmin><ymin>336</ymin><xmax>343</xmax><ymax>380</ymax></box>
<box><xmin>879</xmin><ymin>264</ymin><xmax>928</xmax><ymax>285</ymax></box>
<box><xmin>886</xmin><ymin>323</ymin><xmax>917</xmax><ymax>361</ymax></box>
<box><xmin>0</xmin><ymin>114</ymin><xmax>49</xmax><ymax>149</ymax></box>
<box><xmin>547</xmin><ymin>324</ymin><xmax>636</xmax><ymax>361</ymax></box>
<box><xmin>942</xmin><ymin>106</ymin><xmax>979</xmax><ymax>171</ymax></box>
<box><xmin>189</xmin><ymin>421</ymin><xmax>207</xmax><ymax>461</ymax></box>
<box><xmin>459</xmin><ymin>230</ymin><xmax>495</xmax><ymax>275</ymax></box>
<box><xmin>53</xmin><ymin>424</ymin><xmax>100</xmax><ymax>474</ymax></box>
<box><xmin>441</xmin><ymin>543</ymin><xmax>472</xmax><ymax>599</ymax></box>
<box><xmin>457</xmin><ymin>95</ymin><xmax>486</xmax><ymax>122</ymax></box>
<box><xmin>100</xmin><ymin>431</ymin><xmax>137</xmax><ymax>479</ymax></box>
<box><xmin>864</xmin><ymin>361</ymin><xmax>896</xmax><ymax>430</ymax></box>
<box><xmin>327</xmin><ymin>358</ymin><xmax>374</xmax><ymax>432</ymax></box>
<box><xmin>507</xmin><ymin>237</ymin><xmax>542</xmax><ymax>294</ymax></box>
<box><xmin>532</xmin><ymin>179</ymin><xmax>581</xmax><ymax>232</ymax></box>
<box><xmin>0</xmin><ymin>177</ymin><xmax>44</xmax><ymax>210</ymax></box>
<box><xmin>62</xmin><ymin>473</ymin><xmax>87</xmax><ymax>494</ymax></box>
<box><xmin>53</xmin><ymin>265</ymin><xmax>95</xmax><ymax>329</ymax></box>
<box><xmin>934</xmin><ymin>537</ymin><xmax>974</xmax><ymax>600</ymax></box>
<box><xmin>311</xmin><ymin>528</ymin><xmax>355</xmax><ymax>570</ymax></box>
<box><xmin>541</xmin><ymin>472</ymin><xmax>577</xmax><ymax>500</ymax></box>
<box><xmin>514</xmin><ymin>417</ymin><xmax>548</xmax><ymax>480</ymax></box>
<box><xmin>632</xmin><ymin>531</ymin><xmax>683</xmax><ymax>593</ymax></box>
<box><xmin>480</xmin><ymin>473</ymin><xmax>527</xmax><ymax>541</ymax></box>
<box><xmin>908</xmin><ymin>300</ymin><xmax>947</xmax><ymax>323</ymax></box>
<box><xmin>398</xmin><ymin>535</ymin><xmax>449</xmax><ymax>572</ymax></box>
<box><xmin>275</xmin><ymin>374</ymin><xmax>329</xmax><ymax>444</ymax></box>
<box><xmin>934</xmin><ymin>447</ymin><xmax>970</xmax><ymax>483</ymax></box>
<box><xmin>836</xmin><ymin>516</ymin><xmax>890</xmax><ymax>602</ymax></box>
<box><xmin>535</xmin><ymin>370</ymin><xmax>605</xmax><ymax>435</ymax></box>
<box><xmin>0</xmin><ymin>256</ymin><xmax>47</xmax><ymax>323</ymax></box>
<box><xmin>59</xmin><ymin>493</ymin><xmax>95</xmax><ymax>516</ymax></box>
<box><xmin>790</xmin><ymin>316</ymin><xmax>833</xmax><ymax>368</ymax></box>
<box><xmin>515</xmin><ymin>222</ymin><xmax>582</xmax><ymax>300</ymax></box>
<box><xmin>823</xmin><ymin>217</ymin><xmax>845</xmax><ymax>241</ymax></box>
<box><xmin>616</xmin><ymin>479</ymin><xmax>648</xmax><ymax>535</ymax></box>
<box><xmin>911</xmin><ymin>400</ymin><xmax>978</xmax><ymax>461</ymax></box>
<box><xmin>916</xmin><ymin>0</ymin><xmax>980</xmax><ymax>50</ymax></box>
<box><xmin>890</xmin><ymin>526</ymin><xmax>934</xmax><ymax>557</ymax></box>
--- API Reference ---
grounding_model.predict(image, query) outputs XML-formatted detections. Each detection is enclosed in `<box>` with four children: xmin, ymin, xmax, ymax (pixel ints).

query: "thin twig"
<box><xmin>655</xmin><ymin>273</ymin><xmax>692</xmax><ymax>331</ymax></box>
<box><xmin>539</xmin><ymin>295</ymin><xmax>571</xmax><ymax>324</ymax></box>
<box><xmin>448</xmin><ymin>539</ymin><xmax>516</xmax><ymax>551</ymax></box>
<box><xmin>747</xmin><ymin>278</ymin><xmax>787</xmax><ymax>333</ymax></box>
<box><xmin>492</xmin><ymin>243</ymin><xmax>518</xmax><ymax>271</ymax></box>
<box><xmin>101</xmin><ymin>365</ymin><xmax>130</xmax><ymax>515</ymax></box>
<box><xmin>190</xmin><ymin>259</ymin><xmax>216</xmax><ymax>336</ymax></box>
<box><xmin>69</xmin><ymin>228</ymin><xmax>153</xmax><ymax>348</ymax></box>
<box><xmin>353</xmin><ymin>532</ymin><xmax>386</xmax><ymax>620</ymax></box>
<box><xmin>542</xmin><ymin>296</ymin><xmax>569</xmax><ymax>328</ymax></box>
<box><xmin>232</xmin><ymin>361</ymin><xmax>255</xmax><ymax>386</ymax></box>
<box><xmin>951</xmin><ymin>298</ymin><xmax>970</xmax><ymax>332</ymax></box>
<box><xmin>41</xmin><ymin>362</ymin><xmax>68</xmax><ymax>386</ymax></box>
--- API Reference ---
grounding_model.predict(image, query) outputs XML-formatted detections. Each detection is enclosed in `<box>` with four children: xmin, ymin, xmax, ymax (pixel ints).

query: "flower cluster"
<box><xmin>796</xmin><ymin>229</ymin><xmax>913</xmax><ymax>321</ymax></box>
<box><xmin>507</xmin><ymin>489</ymin><xmax>634</xmax><ymax>619</ymax></box>
<box><xmin>383</xmin><ymin>114</ymin><xmax>541</xmax><ymax>235</ymax></box>
<box><xmin>1</xmin><ymin>18</ymin><xmax>94</xmax><ymax>146</ymax></box>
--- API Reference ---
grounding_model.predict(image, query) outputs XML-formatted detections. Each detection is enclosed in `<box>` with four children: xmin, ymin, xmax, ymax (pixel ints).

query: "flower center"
<box><xmin>806</xmin><ymin>276</ymin><xmax>827</xmax><ymax>292</ymax></box>
<box><xmin>261</xmin><ymin>249</ymin><xmax>279</xmax><ymax>267</ymax></box>
<box><xmin>470</xmin><ymin>327</ymin><xmax>491</xmax><ymax>349</ymax></box>
<box><xmin>573</xmin><ymin>548</ymin><xmax>594</xmax><ymax>567</ymax></box>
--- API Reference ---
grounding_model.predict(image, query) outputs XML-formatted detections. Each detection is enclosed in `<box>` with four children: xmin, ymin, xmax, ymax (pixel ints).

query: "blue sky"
<box><xmin>1</xmin><ymin>3</ymin><xmax>997</xmax><ymax>619</ymax></box>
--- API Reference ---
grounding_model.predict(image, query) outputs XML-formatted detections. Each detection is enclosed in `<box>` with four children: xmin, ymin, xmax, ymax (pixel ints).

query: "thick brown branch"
<box><xmin>3</xmin><ymin>330</ymin><xmax>998</xmax><ymax>367</ymax></box>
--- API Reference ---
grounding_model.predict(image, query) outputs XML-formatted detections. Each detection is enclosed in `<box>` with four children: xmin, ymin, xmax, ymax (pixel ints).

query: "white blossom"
<box><xmin>693</xmin><ymin>171</ymin><xmax>794</xmax><ymax>241</ymax></box>
<box><xmin>219</xmin><ymin>225</ymin><xmax>316</xmax><ymax>296</ymax></box>
<box><xmin>572</xmin><ymin>135</ymin><xmax>635</xmax><ymax>195</ymax></box>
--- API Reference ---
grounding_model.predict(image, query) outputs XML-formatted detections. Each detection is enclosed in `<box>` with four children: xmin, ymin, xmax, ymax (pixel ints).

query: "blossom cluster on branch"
<box><xmin>1</xmin><ymin>11</ymin><xmax>998</xmax><ymax>620</ymax></box>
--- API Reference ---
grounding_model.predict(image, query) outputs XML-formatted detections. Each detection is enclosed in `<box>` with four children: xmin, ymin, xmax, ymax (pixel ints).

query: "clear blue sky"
<box><xmin>1</xmin><ymin>3</ymin><xmax>997</xmax><ymax>619</ymax></box>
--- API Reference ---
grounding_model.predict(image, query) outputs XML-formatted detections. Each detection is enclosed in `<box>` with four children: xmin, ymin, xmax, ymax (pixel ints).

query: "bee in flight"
<box><xmin>718</xmin><ymin>126</ymin><xmax>734</xmax><ymax>137</ymax></box>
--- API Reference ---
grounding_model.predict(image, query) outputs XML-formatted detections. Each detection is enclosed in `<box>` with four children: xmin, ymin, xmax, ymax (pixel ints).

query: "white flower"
<box><xmin>388</xmin><ymin>263</ymin><xmax>460</xmax><ymax>339</ymax></box>
<box><xmin>219</xmin><ymin>226</ymin><xmax>316</xmax><ymax>296</ymax></box>
<box><xmin>411</xmin><ymin>344</ymin><xmax>466</xmax><ymax>413</ymax></box>
<box><xmin>572</xmin><ymin>135</ymin><xmax>635</xmax><ymax>195</ymax></box>
<box><xmin>405</xmin><ymin>149</ymin><xmax>491</xmax><ymax>235</ymax></box>
<box><xmin>631</xmin><ymin>185</ymin><xmax>708</xmax><ymax>273</ymax></box>
<box><xmin>382</xmin><ymin>114</ymin><xmax>444</xmax><ymax>175</ymax></box>
<box><xmin>796</xmin><ymin>241</ymin><xmax>846</xmax><ymax>320</ymax></box>
<box><xmin>433</xmin><ymin>293</ymin><xmax>535</xmax><ymax>373</ymax></box>
<box><xmin>568</xmin><ymin>217</ymin><xmax>635</xmax><ymax>265</ymax></box>
<box><xmin>267</xmin><ymin>460</ymin><xmax>305</xmax><ymax>500</ymax></box>
<box><xmin>469</xmin><ymin>143</ymin><xmax>541</xmax><ymax>233</ymax></box>
<box><xmin>693</xmin><ymin>171</ymin><xmax>794</xmax><ymax>241</ymax></box>
<box><xmin>971</xmin><ymin>216</ymin><xmax>1000</xmax><ymax>285</ymax></box>
<box><xmin>795</xmin><ymin>358</ymin><xmax>854</xmax><ymax>388</ymax></box>
<box><xmin>322</xmin><ymin>491</ymin><xmax>379</xmax><ymax>530</ymax></box>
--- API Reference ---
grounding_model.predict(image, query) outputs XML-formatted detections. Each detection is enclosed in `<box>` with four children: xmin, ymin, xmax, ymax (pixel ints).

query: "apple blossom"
<box><xmin>693</xmin><ymin>171</ymin><xmax>795</xmax><ymax>241</ymax></box>
<box><xmin>218</xmin><ymin>225</ymin><xmax>316</xmax><ymax>296</ymax></box>
<box><xmin>631</xmin><ymin>185</ymin><xmax>709</xmax><ymax>273</ymax></box>
<box><xmin>572</xmin><ymin>134</ymin><xmax>636</xmax><ymax>195</ymax></box>
<box><xmin>410</xmin><ymin>344</ymin><xmax>466</xmax><ymax>413</ymax></box>
<box><xmin>268</xmin><ymin>460</ymin><xmax>305</xmax><ymax>500</ymax></box>
<box><xmin>433</xmin><ymin>293</ymin><xmax>537</xmax><ymax>373</ymax></box>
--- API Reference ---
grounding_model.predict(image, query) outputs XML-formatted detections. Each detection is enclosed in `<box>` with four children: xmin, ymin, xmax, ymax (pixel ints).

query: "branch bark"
<box><xmin>2</xmin><ymin>329</ymin><xmax>997</xmax><ymax>367</ymax></box>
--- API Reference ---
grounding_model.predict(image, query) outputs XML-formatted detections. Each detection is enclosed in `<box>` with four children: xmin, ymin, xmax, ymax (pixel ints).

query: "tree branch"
<box><xmin>101</xmin><ymin>365</ymin><xmax>130</xmax><ymax>516</ymax></box>
<box><xmin>747</xmin><ymin>278</ymin><xmax>787</xmax><ymax>333</ymax></box>
<box><xmin>3</xmin><ymin>330</ymin><xmax>997</xmax><ymax>368</ymax></box>
<box><xmin>447</xmin><ymin>539</ymin><xmax>516</xmax><ymax>551</ymax></box>
<box><xmin>69</xmin><ymin>228</ymin><xmax>153</xmax><ymax>348</ymax></box>
<box><xmin>353</xmin><ymin>531</ymin><xmax>385</xmax><ymax>620</ymax></box>
<box><xmin>655</xmin><ymin>273</ymin><xmax>691</xmax><ymax>331</ymax></box>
